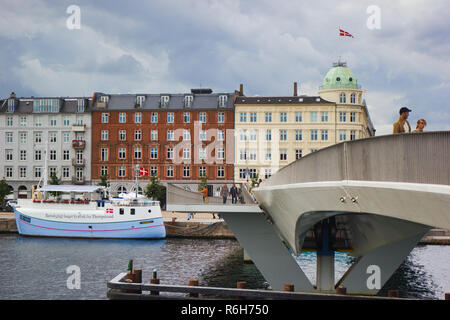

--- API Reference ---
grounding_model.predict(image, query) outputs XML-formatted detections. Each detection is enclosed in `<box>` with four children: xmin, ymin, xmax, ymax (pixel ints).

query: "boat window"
<box><xmin>119</xmin><ymin>208</ymin><xmax>124</xmax><ymax>215</ymax></box>
<box><xmin>130</xmin><ymin>208</ymin><xmax>135</xmax><ymax>215</ymax></box>
<box><xmin>148</xmin><ymin>209</ymin><xmax>152</xmax><ymax>213</ymax></box>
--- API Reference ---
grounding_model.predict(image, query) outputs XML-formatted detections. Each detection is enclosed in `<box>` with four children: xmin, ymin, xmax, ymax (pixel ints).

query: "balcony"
<box><xmin>72</xmin><ymin>124</ymin><xmax>86</xmax><ymax>132</ymax></box>
<box><xmin>72</xmin><ymin>176</ymin><xmax>85</xmax><ymax>185</ymax></box>
<box><xmin>72</xmin><ymin>140</ymin><xmax>86</xmax><ymax>149</ymax></box>
<box><xmin>72</xmin><ymin>158</ymin><xmax>85</xmax><ymax>167</ymax></box>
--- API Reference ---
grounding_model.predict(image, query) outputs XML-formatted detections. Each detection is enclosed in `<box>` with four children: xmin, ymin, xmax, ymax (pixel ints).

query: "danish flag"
<box><xmin>106</xmin><ymin>208</ymin><xmax>114</xmax><ymax>214</ymax></box>
<box><xmin>140</xmin><ymin>167</ymin><xmax>149</xmax><ymax>176</ymax></box>
<box><xmin>339</xmin><ymin>28</ymin><xmax>354</xmax><ymax>38</ymax></box>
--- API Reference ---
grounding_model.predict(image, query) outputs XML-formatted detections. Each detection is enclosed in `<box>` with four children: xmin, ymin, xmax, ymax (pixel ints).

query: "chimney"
<box><xmin>293</xmin><ymin>82</ymin><xmax>298</xmax><ymax>96</ymax></box>
<box><xmin>239</xmin><ymin>83</ymin><xmax>244</xmax><ymax>96</ymax></box>
<box><xmin>10</xmin><ymin>92</ymin><xmax>16</xmax><ymax>99</ymax></box>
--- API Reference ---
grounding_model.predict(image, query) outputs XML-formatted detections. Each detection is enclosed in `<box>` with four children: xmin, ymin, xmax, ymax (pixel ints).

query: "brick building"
<box><xmin>90</xmin><ymin>89</ymin><xmax>236</xmax><ymax>194</ymax></box>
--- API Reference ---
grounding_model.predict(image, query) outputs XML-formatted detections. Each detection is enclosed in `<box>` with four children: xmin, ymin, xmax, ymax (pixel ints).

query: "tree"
<box><xmin>49</xmin><ymin>172</ymin><xmax>61</xmax><ymax>198</ymax></box>
<box><xmin>0</xmin><ymin>178</ymin><xmax>12</xmax><ymax>205</ymax></box>
<box><xmin>97</xmin><ymin>174</ymin><xmax>109</xmax><ymax>199</ymax></box>
<box><xmin>144</xmin><ymin>175</ymin><xmax>166</xmax><ymax>208</ymax></box>
<box><xmin>198</xmin><ymin>174</ymin><xmax>208</xmax><ymax>191</ymax></box>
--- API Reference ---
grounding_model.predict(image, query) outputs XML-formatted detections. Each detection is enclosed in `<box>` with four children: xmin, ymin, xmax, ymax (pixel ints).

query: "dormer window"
<box><xmin>77</xmin><ymin>99</ymin><xmax>86</xmax><ymax>112</ymax></box>
<box><xmin>7</xmin><ymin>99</ymin><xmax>15</xmax><ymax>113</ymax></box>
<box><xmin>218</xmin><ymin>95</ymin><xmax>228</xmax><ymax>107</ymax></box>
<box><xmin>160</xmin><ymin>95</ymin><xmax>170</xmax><ymax>108</ymax></box>
<box><xmin>336</xmin><ymin>77</ymin><xmax>341</xmax><ymax>81</ymax></box>
<box><xmin>99</xmin><ymin>95</ymin><xmax>109</xmax><ymax>103</ymax></box>
<box><xmin>136</xmin><ymin>95</ymin><xmax>145</xmax><ymax>108</ymax></box>
<box><xmin>184</xmin><ymin>95</ymin><xmax>193</xmax><ymax>108</ymax></box>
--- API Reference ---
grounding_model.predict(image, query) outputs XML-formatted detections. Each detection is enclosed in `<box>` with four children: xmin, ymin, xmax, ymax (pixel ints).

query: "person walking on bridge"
<box><xmin>230</xmin><ymin>184</ymin><xmax>238</xmax><ymax>204</ymax></box>
<box><xmin>393</xmin><ymin>107</ymin><xmax>412</xmax><ymax>134</ymax></box>
<box><xmin>412</xmin><ymin>119</ymin><xmax>427</xmax><ymax>133</ymax></box>
<box><xmin>220</xmin><ymin>184</ymin><xmax>229</xmax><ymax>204</ymax></box>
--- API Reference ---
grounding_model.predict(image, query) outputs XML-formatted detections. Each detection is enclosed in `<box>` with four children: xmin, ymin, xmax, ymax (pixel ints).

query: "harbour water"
<box><xmin>0</xmin><ymin>234</ymin><xmax>449</xmax><ymax>300</ymax></box>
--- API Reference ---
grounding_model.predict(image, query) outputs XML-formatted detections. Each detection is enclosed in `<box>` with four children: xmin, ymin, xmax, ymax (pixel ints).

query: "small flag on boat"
<box><xmin>106</xmin><ymin>208</ymin><xmax>113</xmax><ymax>214</ymax></box>
<box><xmin>339</xmin><ymin>28</ymin><xmax>354</xmax><ymax>38</ymax></box>
<box><xmin>140</xmin><ymin>167</ymin><xmax>149</xmax><ymax>176</ymax></box>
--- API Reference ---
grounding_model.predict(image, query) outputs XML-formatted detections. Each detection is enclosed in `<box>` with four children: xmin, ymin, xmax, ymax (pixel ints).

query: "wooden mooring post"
<box><xmin>188</xmin><ymin>279</ymin><xmax>199</xmax><ymax>298</ymax></box>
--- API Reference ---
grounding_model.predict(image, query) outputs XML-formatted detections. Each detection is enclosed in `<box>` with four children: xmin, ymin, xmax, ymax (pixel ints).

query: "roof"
<box><xmin>235</xmin><ymin>96</ymin><xmax>335</xmax><ymax>105</ymax></box>
<box><xmin>321</xmin><ymin>62</ymin><xmax>360</xmax><ymax>90</ymax></box>
<box><xmin>37</xmin><ymin>185</ymin><xmax>104</xmax><ymax>193</ymax></box>
<box><xmin>0</xmin><ymin>97</ymin><xmax>92</xmax><ymax>114</ymax></box>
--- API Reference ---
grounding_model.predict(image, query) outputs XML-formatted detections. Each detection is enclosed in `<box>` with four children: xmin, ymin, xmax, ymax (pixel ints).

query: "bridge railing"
<box><xmin>263</xmin><ymin>131</ymin><xmax>450</xmax><ymax>187</ymax></box>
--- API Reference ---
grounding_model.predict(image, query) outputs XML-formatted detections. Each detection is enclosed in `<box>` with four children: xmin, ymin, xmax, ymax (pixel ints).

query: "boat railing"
<box><xmin>110</xmin><ymin>200</ymin><xmax>160</xmax><ymax>207</ymax></box>
<box><xmin>32</xmin><ymin>199</ymin><xmax>92</xmax><ymax>205</ymax></box>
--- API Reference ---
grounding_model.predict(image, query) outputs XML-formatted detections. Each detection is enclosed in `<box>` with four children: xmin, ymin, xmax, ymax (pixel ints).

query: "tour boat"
<box><xmin>11</xmin><ymin>185</ymin><xmax>166</xmax><ymax>239</ymax></box>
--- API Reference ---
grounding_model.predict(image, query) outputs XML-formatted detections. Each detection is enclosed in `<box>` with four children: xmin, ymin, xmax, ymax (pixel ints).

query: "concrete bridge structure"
<box><xmin>166</xmin><ymin>131</ymin><xmax>450</xmax><ymax>295</ymax></box>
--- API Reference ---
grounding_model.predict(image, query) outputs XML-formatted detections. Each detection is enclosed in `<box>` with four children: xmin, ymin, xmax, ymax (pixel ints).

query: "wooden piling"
<box><xmin>150</xmin><ymin>278</ymin><xmax>160</xmax><ymax>296</ymax></box>
<box><xmin>388</xmin><ymin>289</ymin><xmax>399</xmax><ymax>298</ymax></box>
<box><xmin>188</xmin><ymin>279</ymin><xmax>199</xmax><ymax>298</ymax></box>
<box><xmin>237</xmin><ymin>281</ymin><xmax>247</xmax><ymax>289</ymax></box>
<box><xmin>284</xmin><ymin>284</ymin><xmax>294</xmax><ymax>292</ymax></box>
<box><xmin>445</xmin><ymin>293</ymin><xmax>450</xmax><ymax>300</ymax></box>
<box><xmin>133</xmin><ymin>269</ymin><xmax>142</xmax><ymax>294</ymax></box>
<box><xmin>336</xmin><ymin>286</ymin><xmax>347</xmax><ymax>295</ymax></box>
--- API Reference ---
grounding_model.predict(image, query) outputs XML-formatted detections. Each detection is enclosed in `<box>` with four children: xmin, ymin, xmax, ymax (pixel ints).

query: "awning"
<box><xmin>37</xmin><ymin>185</ymin><xmax>104</xmax><ymax>193</ymax></box>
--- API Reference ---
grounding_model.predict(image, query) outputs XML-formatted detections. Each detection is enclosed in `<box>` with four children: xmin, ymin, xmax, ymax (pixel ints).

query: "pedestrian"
<box><xmin>230</xmin><ymin>184</ymin><xmax>238</xmax><ymax>204</ymax></box>
<box><xmin>412</xmin><ymin>119</ymin><xmax>427</xmax><ymax>133</ymax></box>
<box><xmin>187</xmin><ymin>212</ymin><xmax>191</xmax><ymax>220</ymax></box>
<box><xmin>220</xmin><ymin>184</ymin><xmax>229</xmax><ymax>204</ymax></box>
<box><xmin>238</xmin><ymin>187</ymin><xmax>245</xmax><ymax>204</ymax></box>
<box><xmin>199</xmin><ymin>186</ymin><xmax>209</xmax><ymax>203</ymax></box>
<box><xmin>393</xmin><ymin>107</ymin><xmax>412</xmax><ymax>134</ymax></box>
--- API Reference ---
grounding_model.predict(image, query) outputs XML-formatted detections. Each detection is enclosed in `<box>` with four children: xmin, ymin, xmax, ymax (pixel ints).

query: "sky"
<box><xmin>0</xmin><ymin>0</ymin><xmax>449</xmax><ymax>135</ymax></box>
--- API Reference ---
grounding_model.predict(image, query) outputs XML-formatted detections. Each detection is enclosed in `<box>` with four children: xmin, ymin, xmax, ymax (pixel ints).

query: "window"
<box><xmin>6</xmin><ymin>132</ymin><xmax>13</xmax><ymax>143</ymax></box>
<box><xmin>248</xmin><ymin>168</ymin><xmax>257</xmax><ymax>178</ymax></box>
<box><xmin>295</xmin><ymin>112</ymin><xmax>302</xmax><ymax>122</ymax></box>
<box><xmin>100</xmin><ymin>166</ymin><xmax>108</xmax><ymax>177</ymax></box>
<box><xmin>265</xmin><ymin>129</ymin><xmax>272</xmax><ymax>141</ymax></box>
<box><xmin>183</xmin><ymin>112</ymin><xmax>190</xmax><ymax>123</ymax></box>
<box><xmin>35</xmin><ymin>150</ymin><xmax>41</xmax><ymax>161</ymax></box>
<box><xmin>49</xmin><ymin>150</ymin><xmax>56</xmax><ymax>161</ymax></box>
<box><xmin>239</xmin><ymin>168</ymin><xmax>247</xmax><ymax>179</ymax></box>
<box><xmin>217</xmin><ymin>166</ymin><xmax>225</xmax><ymax>178</ymax></box>
<box><xmin>240</xmin><ymin>112</ymin><xmax>247</xmax><ymax>122</ymax></box>
<box><xmin>199</xmin><ymin>147</ymin><xmax>206</xmax><ymax>160</ymax></box>
<box><xmin>250</xmin><ymin>129</ymin><xmax>257</xmax><ymax>141</ymax></box>
<box><xmin>5</xmin><ymin>167</ymin><xmax>13</xmax><ymax>178</ymax></box>
<box><xmin>265</xmin><ymin>149</ymin><xmax>272</xmax><ymax>161</ymax></box>
<box><xmin>249</xmin><ymin>150</ymin><xmax>257</xmax><ymax>161</ymax></box>
<box><xmin>34</xmin><ymin>132</ymin><xmax>42</xmax><ymax>143</ymax></box>
<box><xmin>151</xmin><ymin>112</ymin><xmax>158</xmax><ymax>123</ymax></box>
<box><xmin>76</xmin><ymin>167</ymin><xmax>83</xmax><ymax>182</ymax></box>
<box><xmin>167</xmin><ymin>130</ymin><xmax>174</xmax><ymax>141</ymax></box>
<box><xmin>20</xmin><ymin>116</ymin><xmax>27</xmax><ymax>126</ymax></box>
<box><xmin>119</xmin><ymin>208</ymin><xmax>124</xmax><ymax>215</ymax></box>
<box><xmin>184</xmin><ymin>95</ymin><xmax>193</xmax><ymax>108</ymax></box>
<box><xmin>134</xmin><ymin>129</ymin><xmax>141</xmax><ymax>141</ymax></box>
<box><xmin>33</xmin><ymin>99</ymin><xmax>60</xmax><ymax>113</ymax></box>
<box><xmin>20</xmin><ymin>150</ymin><xmax>27</xmax><ymax>161</ymax></box>
<box><xmin>183</xmin><ymin>148</ymin><xmax>191</xmax><ymax>160</ymax></box>
<box><xmin>166</xmin><ymin>147</ymin><xmax>174</xmax><ymax>160</ymax></box>
<box><xmin>183</xmin><ymin>166</ymin><xmax>190</xmax><ymax>178</ymax></box>
<box><xmin>63</xmin><ymin>132</ymin><xmax>70</xmax><ymax>143</ymax></box>
<box><xmin>199</xmin><ymin>130</ymin><xmax>207</xmax><ymax>141</ymax></box>
<box><xmin>118</xmin><ymin>148</ymin><xmax>126</xmax><ymax>160</ymax></box>
<box><xmin>295</xmin><ymin>149</ymin><xmax>302</xmax><ymax>160</ymax></box>
<box><xmin>119</xmin><ymin>112</ymin><xmax>126</xmax><ymax>123</ymax></box>
<box><xmin>218</xmin><ymin>95</ymin><xmax>228</xmax><ymax>107</ymax></box>
<box><xmin>135</xmin><ymin>112</ymin><xmax>142</xmax><ymax>124</ymax></box>
<box><xmin>339</xmin><ymin>130</ymin><xmax>347</xmax><ymax>141</ymax></box>
<box><xmin>101</xmin><ymin>148</ymin><xmax>109</xmax><ymax>161</ymax></box>
<box><xmin>150</xmin><ymin>166</ymin><xmax>157</xmax><ymax>176</ymax></box>
<box><xmin>218</xmin><ymin>129</ymin><xmax>225</xmax><ymax>141</ymax></box>
<box><xmin>5</xmin><ymin>150</ymin><xmax>13</xmax><ymax>161</ymax></box>
<box><xmin>34</xmin><ymin>116</ymin><xmax>42</xmax><ymax>127</ymax></box>
<box><xmin>217</xmin><ymin>147</ymin><xmax>225</xmax><ymax>160</ymax></box>
<box><xmin>350</xmin><ymin>112</ymin><xmax>356</xmax><ymax>122</ymax></box>
<box><xmin>101</xmin><ymin>130</ymin><xmax>109</xmax><ymax>141</ymax></box>
<box><xmin>280</xmin><ymin>130</ymin><xmax>287</xmax><ymax>141</ymax></box>
<box><xmin>280</xmin><ymin>149</ymin><xmax>287</xmax><ymax>161</ymax></box>
<box><xmin>118</xmin><ymin>166</ymin><xmax>126</xmax><ymax>177</ymax></box>
<box><xmin>350</xmin><ymin>93</ymin><xmax>356</xmax><ymax>104</ymax></box>
<box><xmin>63</xmin><ymin>116</ymin><xmax>70</xmax><ymax>126</ymax></box>
<box><xmin>76</xmin><ymin>115</ymin><xmax>83</xmax><ymax>125</ymax></box>
<box><xmin>218</xmin><ymin>112</ymin><xmax>225</xmax><ymax>123</ymax></box>
<box><xmin>280</xmin><ymin>112</ymin><xmax>287</xmax><ymax>122</ymax></box>
<box><xmin>34</xmin><ymin>167</ymin><xmax>42</xmax><ymax>178</ymax></box>
<box><xmin>7</xmin><ymin>99</ymin><xmax>15</xmax><ymax>112</ymax></box>
<box><xmin>49</xmin><ymin>132</ymin><xmax>57</xmax><ymax>143</ymax></box>
<box><xmin>339</xmin><ymin>112</ymin><xmax>346</xmax><ymax>122</ymax></box>
<box><xmin>250</xmin><ymin>112</ymin><xmax>257</xmax><ymax>123</ymax></box>
<box><xmin>134</xmin><ymin>147</ymin><xmax>142</xmax><ymax>159</ymax></box>
<box><xmin>167</xmin><ymin>166</ymin><xmax>174</xmax><ymax>177</ymax></box>
<box><xmin>310</xmin><ymin>112</ymin><xmax>318</xmax><ymax>122</ymax></box>
<box><xmin>265</xmin><ymin>112</ymin><xmax>272</xmax><ymax>122</ymax></box>
<box><xmin>99</xmin><ymin>96</ymin><xmax>109</xmax><ymax>103</ymax></box>
<box><xmin>340</xmin><ymin>93</ymin><xmax>346</xmax><ymax>103</ymax></box>
<box><xmin>240</xmin><ymin>149</ymin><xmax>247</xmax><ymax>161</ymax></box>
<box><xmin>20</xmin><ymin>132</ymin><xmax>27</xmax><ymax>144</ymax></box>
<box><xmin>183</xmin><ymin>129</ymin><xmax>191</xmax><ymax>141</ymax></box>
<box><xmin>311</xmin><ymin>149</ymin><xmax>317</xmax><ymax>153</ymax></box>
<box><xmin>63</xmin><ymin>167</ymin><xmax>70</xmax><ymax>178</ymax></box>
<box><xmin>63</xmin><ymin>150</ymin><xmax>70</xmax><ymax>161</ymax></box>
<box><xmin>150</xmin><ymin>148</ymin><xmax>158</xmax><ymax>159</ymax></box>
<box><xmin>295</xmin><ymin>130</ymin><xmax>302</xmax><ymax>141</ymax></box>
<box><xmin>199</xmin><ymin>166</ymin><xmax>207</xmax><ymax>177</ymax></box>
<box><xmin>167</xmin><ymin>112</ymin><xmax>174</xmax><ymax>123</ymax></box>
<box><xmin>160</xmin><ymin>95</ymin><xmax>169</xmax><ymax>107</ymax></box>
<box><xmin>311</xmin><ymin>130</ymin><xmax>318</xmax><ymax>141</ymax></box>
<box><xmin>119</xmin><ymin>130</ymin><xmax>126</xmax><ymax>141</ymax></box>
<box><xmin>199</xmin><ymin>112</ymin><xmax>207</xmax><ymax>123</ymax></box>
<box><xmin>264</xmin><ymin>168</ymin><xmax>272</xmax><ymax>179</ymax></box>
<box><xmin>6</xmin><ymin>117</ymin><xmax>13</xmax><ymax>126</ymax></box>
<box><xmin>50</xmin><ymin>116</ymin><xmax>57</xmax><ymax>127</ymax></box>
<box><xmin>136</xmin><ymin>95</ymin><xmax>145</xmax><ymax>107</ymax></box>
<box><xmin>321</xmin><ymin>130</ymin><xmax>328</xmax><ymax>141</ymax></box>
<box><xmin>151</xmin><ymin>130</ymin><xmax>158</xmax><ymax>141</ymax></box>
<box><xmin>19</xmin><ymin>167</ymin><xmax>27</xmax><ymax>178</ymax></box>
<box><xmin>350</xmin><ymin>130</ymin><xmax>356</xmax><ymax>141</ymax></box>
<box><xmin>321</xmin><ymin>112</ymin><xmax>328</xmax><ymax>122</ymax></box>
<box><xmin>240</xmin><ymin>130</ymin><xmax>247</xmax><ymax>141</ymax></box>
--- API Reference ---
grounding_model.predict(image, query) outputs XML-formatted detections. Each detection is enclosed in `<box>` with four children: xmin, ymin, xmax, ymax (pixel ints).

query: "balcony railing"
<box><xmin>72</xmin><ymin>158</ymin><xmax>85</xmax><ymax>167</ymax></box>
<box><xmin>72</xmin><ymin>124</ymin><xmax>86</xmax><ymax>132</ymax></box>
<box><xmin>72</xmin><ymin>176</ymin><xmax>85</xmax><ymax>185</ymax></box>
<box><xmin>72</xmin><ymin>140</ymin><xmax>86</xmax><ymax>149</ymax></box>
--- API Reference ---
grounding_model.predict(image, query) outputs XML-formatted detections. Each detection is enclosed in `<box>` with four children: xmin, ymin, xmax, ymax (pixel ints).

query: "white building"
<box><xmin>0</xmin><ymin>93</ymin><xmax>92</xmax><ymax>199</ymax></box>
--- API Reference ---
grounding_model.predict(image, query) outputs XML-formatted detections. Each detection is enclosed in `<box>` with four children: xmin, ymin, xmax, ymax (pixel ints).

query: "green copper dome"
<box><xmin>321</xmin><ymin>62</ymin><xmax>360</xmax><ymax>90</ymax></box>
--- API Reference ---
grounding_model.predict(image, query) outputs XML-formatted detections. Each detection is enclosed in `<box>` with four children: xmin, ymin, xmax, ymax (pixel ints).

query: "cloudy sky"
<box><xmin>0</xmin><ymin>0</ymin><xmax>449</xmax><ymax>135</ymax></box>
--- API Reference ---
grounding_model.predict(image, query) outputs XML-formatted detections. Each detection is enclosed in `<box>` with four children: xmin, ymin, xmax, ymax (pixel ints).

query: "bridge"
<box><xmin>166</xmin><ymin>131</ymin><xmax>450</xmax><ymax>295</ymax></box>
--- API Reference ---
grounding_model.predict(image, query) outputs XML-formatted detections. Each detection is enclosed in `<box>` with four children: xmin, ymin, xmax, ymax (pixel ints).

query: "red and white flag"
<box><xmin>139</xmin><ymin>167</ymin><xmax>149</xmax><ymax>176</ymax></box>
<box><xmin>339</xmin><ymin>28</ymin><xmax>354</xmax><ymax>38</ymax></box>
<box><xmin>106</xmin><ymin>208</ymin><xmax>114</xmax><ymax>214</ymax></box>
